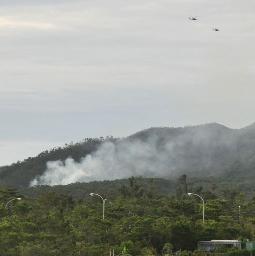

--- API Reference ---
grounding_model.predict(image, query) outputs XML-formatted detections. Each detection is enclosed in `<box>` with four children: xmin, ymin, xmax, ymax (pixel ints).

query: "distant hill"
<box><xmin>0</xmin><ymin>138</ymin><xmax>104</xmax><ymax>188</ymax></box>
<box><xmin>128</xmin><ymin>123</ymin><xmax>255</xmax><ymax>179</ymax></box>
<box><xmin>1</xmin><ymin>123</ymin><xmax>255</xmax><ymax>189</ymax></box>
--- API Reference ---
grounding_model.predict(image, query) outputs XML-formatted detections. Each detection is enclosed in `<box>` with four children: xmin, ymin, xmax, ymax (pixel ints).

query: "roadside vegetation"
<box><xmin>1</xmin><ymin>177</ymin><xmax>255</xmax><ymax>256</ymax></box>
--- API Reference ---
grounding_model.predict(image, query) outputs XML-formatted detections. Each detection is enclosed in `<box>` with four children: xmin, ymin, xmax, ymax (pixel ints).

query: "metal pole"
<box><xmin>103</xmin><ymin>199</ymin><xmax>106</xmax><ymax>220</ymax></box>
<box><xmin>90</xmin><ymin>193</ymin><xmax>107</xmax><ymax>220</ymax></box>
<box><xmin>202</xmin><ymin>200</ymin><xmax>205</xmax><ymax>224</ymax></box>
<box><xmin>188</xmin><ymin>193</ymin><xmax>205</xmax><ymax>224</ymax></box>
<box><xmin>238</xmin><ymin>205</ymin><xmax>241</xmax><ymax>223</ymax></box>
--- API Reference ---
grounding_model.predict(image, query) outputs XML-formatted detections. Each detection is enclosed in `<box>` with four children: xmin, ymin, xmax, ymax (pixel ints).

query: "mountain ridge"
<box><xmin>1</xmin><ymin>122</ymin><xmax>255</xmax><ymax>188</ymax></box>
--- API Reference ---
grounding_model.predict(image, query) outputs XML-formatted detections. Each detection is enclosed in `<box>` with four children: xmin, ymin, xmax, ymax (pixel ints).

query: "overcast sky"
<box><xmin>0</xmin><ymin>0</ymin><xmax>255</xmax><ymax>166</ymax></box>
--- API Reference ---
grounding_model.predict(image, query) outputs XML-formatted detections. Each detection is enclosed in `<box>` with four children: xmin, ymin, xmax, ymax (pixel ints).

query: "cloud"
<box><xmin>0</xmin><ymin>139</ymin><xmax>63</xmax><ymax>166</ymax></box>
<box><xmin>0</xmin><ymin>17</ymin><xmax>56</xmax><ymax>30</ymax></box>
<box><xmin>1</xmin><ymin>0</ymin><xmax>255</xmax><ymax>166</ymax></box>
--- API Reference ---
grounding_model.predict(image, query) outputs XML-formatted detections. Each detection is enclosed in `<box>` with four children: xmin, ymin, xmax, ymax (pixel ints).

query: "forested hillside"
<box><xmin>20</xmin><ymin>177</ymin><xmax>176</xmax><ymax>200</ymax></box>
<box><xmin>0</xmin><ymin>138</ymin><xmax>105</xmax><ymax>188</ymax></box>
<box><xmin>1</xmin><ymin>123</ymin><xmax>255</xmax><ymax>189</ymax></box>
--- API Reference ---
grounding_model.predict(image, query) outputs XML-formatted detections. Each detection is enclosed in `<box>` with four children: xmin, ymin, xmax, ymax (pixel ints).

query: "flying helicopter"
<box><xmin>213</xmin><ymin>28</ymin><xmax>220</xmax><ymax>31</ymax></box>
<box><xmin>189</xmin><ymin>16</ymin><xmax>198</xmax><ymax>21</ymax></box>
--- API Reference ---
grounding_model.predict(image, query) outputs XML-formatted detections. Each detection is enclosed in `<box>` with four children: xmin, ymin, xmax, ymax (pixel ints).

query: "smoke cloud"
<box><xmin>30</xmin><ymin>136</ymin><xmax>175</xmax><ymax>186</ymax></box>
<box><xmin>30</xmin><ymin>124</ymin><xmax>237</xmax><ymax>186</ymax></box>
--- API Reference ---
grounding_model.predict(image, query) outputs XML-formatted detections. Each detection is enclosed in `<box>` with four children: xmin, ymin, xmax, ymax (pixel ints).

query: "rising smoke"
<box><xmin>30</xmin><ymin>136</ymin><xmax>176</xmax><ymax>186</ymax></box>
<box><xmin>30</xmin><ymin>124</ymin><xmax>236</xmax><ymax>186</ymax></box>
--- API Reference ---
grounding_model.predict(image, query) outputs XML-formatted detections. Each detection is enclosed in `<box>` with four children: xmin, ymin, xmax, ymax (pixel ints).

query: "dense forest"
<box><xmin>1</xmin><ymin>124</ymin><xmax>255</xmax><ymax>255</ymax></box>
<box><xmin>0</xmin><ymin>176</ymin><xmax>255</xmax><ymax>256</ymax></box>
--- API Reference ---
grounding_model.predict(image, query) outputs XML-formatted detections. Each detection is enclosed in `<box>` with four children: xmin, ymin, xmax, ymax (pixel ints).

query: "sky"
<box><xmin>0</xmin><ymin>0</ymin><xmax>255</xmax><ymax>166</ymax></box>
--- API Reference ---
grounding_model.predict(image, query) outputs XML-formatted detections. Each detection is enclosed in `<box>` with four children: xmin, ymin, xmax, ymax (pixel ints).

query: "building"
<box><xmin>198</xmin><ymin>240</ymin><xmax>241</xmax><ymax>252</ymax></box>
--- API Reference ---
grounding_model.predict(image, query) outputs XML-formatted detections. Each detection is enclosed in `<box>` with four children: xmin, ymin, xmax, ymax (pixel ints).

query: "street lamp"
<box><xmin>188</xmin><ymin>192</ymin><xmax>205</xmax><ymax>224</ymax></box>
<box><xmin>5</xmin><ymin>197</ymin><xmax>22</xmax><ymax>213</ymax></box>
<box><xmin>89</xmin><ymin>193</ymin><xmax>107</xmax><ymax>220</ymax></box>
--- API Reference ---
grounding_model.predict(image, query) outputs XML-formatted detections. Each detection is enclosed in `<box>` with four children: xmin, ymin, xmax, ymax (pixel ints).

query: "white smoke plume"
<box><xmin>30</xmin><ymin>137</ymin><xmax>175</xmax><ymax>186</ymax></box>
<box><xmin>30</xmin><ymin>124</ymin><xmax>235</xmax><ymax>186</ymax></box>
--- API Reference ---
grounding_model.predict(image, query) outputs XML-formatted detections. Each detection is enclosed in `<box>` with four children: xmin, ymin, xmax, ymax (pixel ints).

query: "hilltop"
<box><xmin>1</xmin><ymin>123</ymin><xmax>255</xmax><ymax>189</ymax></box>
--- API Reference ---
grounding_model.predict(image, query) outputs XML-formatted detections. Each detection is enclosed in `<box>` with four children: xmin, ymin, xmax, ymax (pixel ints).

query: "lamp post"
<box><xmin>188</xmin><ymin>192</ymin><xmax>205</xmax><ymax>224</ymax></box>
<box><xmin>89</xmin><ymin>193</ymin><xmax>107</xmax><ymax>220</ymax></box>
<box><xmin>238</xmin><ymin>205</ymin><xmax>241</xmax><ymax>223</ymax></box>
<box><xmin>5</xmin><ymin>197</ymin><xmax>22</xmax><ymax>209</ymax></box>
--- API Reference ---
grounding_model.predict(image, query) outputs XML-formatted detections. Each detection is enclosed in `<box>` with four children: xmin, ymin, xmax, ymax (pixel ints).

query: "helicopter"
<box><xmin>213</xmin><ymin>28</ymin><xmax>220</xmax><ymax>31</ymax></box>
<box><xmin>189</xmin><ymin>16</ymin><xmax>198</xmax><ymax>21</ymax></box>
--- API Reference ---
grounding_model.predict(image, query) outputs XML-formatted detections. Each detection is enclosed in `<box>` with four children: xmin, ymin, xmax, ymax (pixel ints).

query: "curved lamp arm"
<box><xmin>5</xmin><ymin>197</ymin><xmax>22</xmax><ymax>209</ymax></box>
<box><xmin>89</xmin><ymin>193</ymin><xmax>107</xmax><ymax>220</ymax></box>
<box><xmin>90</xmin><ymin>193</ymin><xmax>105</xmax><ymax>201</ymax></box>
<box><xmin>187</xmin><ymin>193</ymin><xmax>204</xmax><ymax>203</ymax></box>
<box><xmin>187</xmin><ymin>192</ymin><xmax>205</xmax><ymax>224</ymax></box>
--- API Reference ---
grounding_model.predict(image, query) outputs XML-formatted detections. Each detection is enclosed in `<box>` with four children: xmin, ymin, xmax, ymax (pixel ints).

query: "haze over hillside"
<box><xmin>1</xmin><ymin>122</ymin><xmax>255</xmax><ymax>188</ymax></box>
